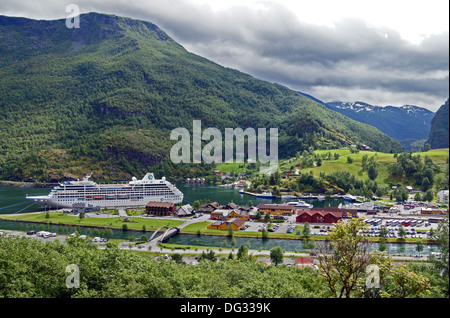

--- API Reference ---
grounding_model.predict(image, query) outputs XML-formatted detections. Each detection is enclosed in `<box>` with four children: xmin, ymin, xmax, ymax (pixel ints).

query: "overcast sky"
<box><xmin>1</xmin><ymin>0</ymin><xmax>448</xmax><ymax>111</ymax></box>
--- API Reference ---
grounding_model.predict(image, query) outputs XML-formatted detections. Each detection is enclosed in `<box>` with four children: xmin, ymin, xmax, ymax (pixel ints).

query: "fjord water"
<box><xmin>0</xmin><ymin>183</ymin><xmax>344</xmax><ymax>215</ymax></box>
<box><xmin>0</xmin><ymin>186</ymin><xmax>51</xmax><ymax>215</ymax></box>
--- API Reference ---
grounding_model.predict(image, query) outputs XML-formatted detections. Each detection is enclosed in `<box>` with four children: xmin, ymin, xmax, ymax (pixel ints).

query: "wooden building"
<box><xmin>197</xmin><ymin>202</ymin><xmax>222</xmax><ymax>214</ymax></box>
<box><xmin>310</xmin><ymin>207</ymin><xmax>359</xmax><ymax>218</ymax></box>
<box><xmin>257</xmin><ymin>203</ymin><xmax>296</xmax><ymax>216</ymax></box>
<box><xmin>211</xmin><ymin>209</ymin><xmax>232</xmax><ymax>220</ymax></box>
<box><xmin>207</xmin><ymin>218</ymin><xmax>246</xmax><ymax>231</ymax></box>
<box><xmin>146</xmin><ymin>202</ymin><xmax>176</xmax><ymax>216</ymax></box>
<box><xmin>174</xmin><ymin>204</ymin><xmax>195</xmax><ymax>217</ymax></box>
<box><xmin>296</xmin><ymin>210</ymin><xmax>344</xmax><ymax>224</ymax></box>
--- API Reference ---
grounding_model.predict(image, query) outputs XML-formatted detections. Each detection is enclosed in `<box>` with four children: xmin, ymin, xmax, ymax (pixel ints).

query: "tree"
<box><xmin>316</xmin><ymin>219</ymin><xmax>430</xmax><ymax>298</ymax></box>
<box><xmin>270</xmin><ymin>246</ymin><xmax>284</xmax><ymax>266</ymax></box>
<box><xmin>302</xmin><ymin>222</ymin><xmax>311</xmax><ymax>237</ymax></box>
<box><xmin>367</xmin><ymin>165</ymin><xmax>378</xmax><ymax>180</ymax></box>
<box><xmin>416</xmin><ymin>241</ymin><xmax>424</xmax><ymax>256</ymax></box>
<box><xmin>432</xmin><ymin>216</ymin><xmax>449</xmax><ymax>296</ymax></box>
<box><xmin>193</xmin><ymin>200</ymin><xmax>201</xmax><ymax>211</ymax></box>
<box><xmin>261</xmin><ymin>228</ymin><xmax>269</xmax><ymax>240</ymax></box>
<box><xmin>423</xmin><ymin>189</ymin><xmax>434</xmax><ymax>202</ymax></box>
<box><xmin>421</xmin><ymin>177</ymin><xmax>431</xmax><ymax>191</ymax></box>
<box><xmin>227</xmin><ymin>223</ymin><xmax>234</xmax><ymax>238</ymax></box>
<box><xmin>236</xmin><ymin>245</ymin><xmax>254</xmax><ymax>262</ymax></box>
<box><xmin>398</xmin><ymin>225</ymin><xmax>406</xmax><ymax>239</ymax></box>
<box><xmin>198</xmin><ymin>249</ymin><xmax>217</xmax><ymax>262</ymax></box>
<box><xmin>171</xmin><ymin>253</ymin><xmax>184</xmax><ymax>264</ymax></box>
<box><xmin>316</xmin><ymin>218</ymin><xmax>373</xmax><ymax>298</ymax></box>
<box><xmin>414</xmin><ymin>192</ymin><xmax>423</xmax><ymax>202</ymax></box>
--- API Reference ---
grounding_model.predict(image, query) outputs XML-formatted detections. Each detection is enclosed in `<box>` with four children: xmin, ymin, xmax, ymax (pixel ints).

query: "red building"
<box><xmin>296</xmin><ymin>210</ymin><xmax>344</xmax><ymax>224</ymax></box>
<box><xmin>146</xmin><ymin>202</ymin><xmax>176</xmax><ymax>216</ymax></box>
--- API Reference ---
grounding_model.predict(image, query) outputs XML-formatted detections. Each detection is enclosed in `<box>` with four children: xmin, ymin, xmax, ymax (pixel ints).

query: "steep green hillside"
<box><xmin>427</xmin><ymin>99</ymin><xmax>449</xmax><ymax>149</ymax></box>
<box><xmin>0</xmin><ymin>13</ymin><xmax>403</xmax><ymax>182</ymax></box>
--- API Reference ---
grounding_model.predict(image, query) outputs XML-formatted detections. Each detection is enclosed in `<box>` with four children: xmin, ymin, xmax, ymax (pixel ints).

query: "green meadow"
<box><xmin>297</xmin><ymin>148</ymin><xmax>449</xmax><ymax>187</ymax></box>
<box><xmin>1</xmin><ymin>212</ymin><xmax>184</xmax><ymax>231</ymax></box>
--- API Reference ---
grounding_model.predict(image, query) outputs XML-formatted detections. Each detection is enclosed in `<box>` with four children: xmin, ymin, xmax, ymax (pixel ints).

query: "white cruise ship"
<box><xmin>26</xmin><ymin>173</ymin><xmax>183</xmax><ymax>209</ymax></box>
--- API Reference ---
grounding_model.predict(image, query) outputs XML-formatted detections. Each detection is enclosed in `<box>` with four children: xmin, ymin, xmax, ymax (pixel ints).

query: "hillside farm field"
<box><xmin>298</xmin><ymin>148</ymin><xmax>449</xmax><ymax>186</ymax></box>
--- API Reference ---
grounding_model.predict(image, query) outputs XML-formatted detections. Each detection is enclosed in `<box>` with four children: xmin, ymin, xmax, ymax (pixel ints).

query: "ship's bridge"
<box><xmin>129</xmin><ymin>173</ymin><xmax>163</xmax><ymax>185</ymax></box>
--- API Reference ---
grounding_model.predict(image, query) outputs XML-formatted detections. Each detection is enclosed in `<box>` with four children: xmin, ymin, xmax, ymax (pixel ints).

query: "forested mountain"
<box><xmin>325</xmin><ymin>101</ymin><xmax>435</xmax><ymax>150</ymax></box>
<box><xmin>0</xmin><ymin>13</ymin><xmax>403</xmax><ymax>182</ymax></box>
<box><xmin>427</xmin><ymin>99</ymin><xmax>449</xmax><ymax>149</ymax></box>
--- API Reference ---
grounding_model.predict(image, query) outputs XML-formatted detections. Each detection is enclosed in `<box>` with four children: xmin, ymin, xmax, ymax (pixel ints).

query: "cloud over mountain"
<box><xmin>1</xmin><ymin>0</ymin><xmax>448</xmax><ymax>110</ymax></box>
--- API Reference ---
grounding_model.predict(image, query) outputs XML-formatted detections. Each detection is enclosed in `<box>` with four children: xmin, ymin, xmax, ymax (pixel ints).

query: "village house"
<box><xmin>222</xmin><ymin>202</ymin><xmax>239</xmax><ymax>210</ymax></box>
<box><xmin>207</xmin><ymin>218</ymin><xmax>246</xmax><ymax>231</ymax></box>
<box><xmin>310</xmin><ymin>207</ymin><xmax>359</xmax><ymax>218</ymax></box>
<box><xmin>233</xmin><ymin>206</ymin><xmax>258</xmax><ymax>221</ymax></box>
<box><xmin>257</xmin><ymin>203</ymin><xmax>296</xmax><ymax>217</ymax></box>
<box><xmin>421</xmin><ymin>207</ymin><xmax>448</xmax><ymax>215</ymax></box>
<box><xmin>174</xmin><ymin>204</ymin><xmax>195</xmax><ymax>218</ymax></box>
<box><xmin>296</xmin><ymin>210</ymin><xmax>344</xmax><ymax>224</ymax></box>
<box><xmin>295</xmin><ymin>257</ymin><xmax>317</xmax><ymax>269</ymax></box>
<box><xmin>437</xmin><ymin>190</ymin><xmax>449</xmax><ymax>203</ymax></box>
<box><xmin>211</xmin><ymin>209</ymin><xmax>232</xmax><ymax>220</ymax></box>
<box><xmin>185</xmin><ymin>178</ymin><xmax>205</xmax><ymax>183</ymax></box>
<box><xmin>197</xmin><ymin>202</ymin><xmax>222</xmax><ymax>214</ymax></box>
<box><xmin>146</xmin><ymin>202</ymin><xmax>176</xmax><ymax>216</ymax></box>
<box><xmin>405</xmin><ymin>186</ymin><xmax>414</xmax><ymax>192</ymax></box>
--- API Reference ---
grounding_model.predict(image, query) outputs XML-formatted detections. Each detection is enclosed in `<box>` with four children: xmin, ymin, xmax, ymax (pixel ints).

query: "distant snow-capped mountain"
<box><xmin>325</xmin><ymin>101</ymin><xmax>435</xmax><ymax>149</ymax></box>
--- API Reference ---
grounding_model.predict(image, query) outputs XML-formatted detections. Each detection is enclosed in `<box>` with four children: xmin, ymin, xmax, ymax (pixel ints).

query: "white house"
<box><xmin>437</xmin><ymin>190</ymin><xmax>449</xmax><ymax>203</ymax></box>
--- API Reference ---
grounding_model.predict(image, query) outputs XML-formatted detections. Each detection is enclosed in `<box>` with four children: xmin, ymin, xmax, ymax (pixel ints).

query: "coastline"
<box><xmin>0</xmin><ymin>180</ymin><xmax>57</xmax><ymax>188</ymax></box>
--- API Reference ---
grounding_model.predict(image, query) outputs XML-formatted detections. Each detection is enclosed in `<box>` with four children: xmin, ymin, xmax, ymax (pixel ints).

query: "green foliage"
<box><xmin>269</xmin><ymin>246</ymin><xmax>284</xmax><ymax>266</ymax></box>
<box><xmin>0</xmin><ymin>235</ymin><xmax>329</xmax><ymax>298</ymax></box>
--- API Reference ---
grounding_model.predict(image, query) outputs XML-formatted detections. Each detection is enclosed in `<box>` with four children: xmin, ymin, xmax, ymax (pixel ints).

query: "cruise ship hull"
<box><xmin>25</xmin><ymin>173</ymin><xmax>183</xmax><ymax>210</ymax></box>
<box><xmin>27</xmin><ymin>195</ymin><xmax>183</xmax><ymax>209</ymax></box>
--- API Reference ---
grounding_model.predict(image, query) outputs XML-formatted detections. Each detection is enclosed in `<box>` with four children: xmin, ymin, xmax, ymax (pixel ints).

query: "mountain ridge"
<box><xmin>0</xmin><ymin>13</ymin><xmax>404</xmax><ymax>182</ymax></box>
<box><xmin>325</xmin><ymin>100</ymin><xmax>435</xmax><ymax>149</ymax></box>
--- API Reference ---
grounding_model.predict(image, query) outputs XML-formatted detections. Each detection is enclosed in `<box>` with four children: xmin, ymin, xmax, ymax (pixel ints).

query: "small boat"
<box><xmin>256</xmin><ymin>192</ymin><xmax>276</xmax><ymax>198</ymax></box>
<box><xmin>286</xmin><ymin>201</ymin><xmax>313</xmax><ymax>209</ymax></box>
<box><xmin>317</xmin><ymin>195</ymin><xmax>325</xmax><ymax>200</ymax></box>
<box><xmin>343</xmin><ymin>194</ymin><xmax>357</xmax><ymax>202</ymax></box>
<box><xmin>281</xmin><ymin>195</ymin><xmax>298</xmax><ymax>200</ymax></box>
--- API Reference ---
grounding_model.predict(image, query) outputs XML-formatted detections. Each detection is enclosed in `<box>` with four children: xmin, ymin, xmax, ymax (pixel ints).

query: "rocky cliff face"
<box><xmin>427</xmin><ymin>99</ymin><xmax>449</xmax><ymax>149</ymax></box>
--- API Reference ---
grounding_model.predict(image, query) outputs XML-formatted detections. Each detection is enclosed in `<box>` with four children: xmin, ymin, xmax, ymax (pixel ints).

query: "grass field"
<box><xmin>214</xmin><ymin>149</ymin><xmax>448</xmax><ymax>188</ymax></box>
<box><xmin>296</xmin><ymin>148</ymin><xmax>449</xmax><ymax>186</ymax></box>
<box><xmin>1</xmin><ymin>212</ymin><xmax>184</xmax><ymax>231</ymax></box>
